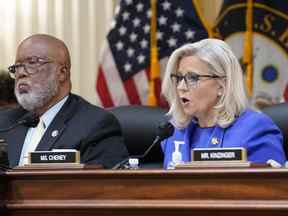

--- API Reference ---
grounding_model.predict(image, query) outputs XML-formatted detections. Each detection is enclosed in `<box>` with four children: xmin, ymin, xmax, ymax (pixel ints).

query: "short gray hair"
<box><xmin>161</xmin><ymin>38</ymin><xmax>249</xmax><ymax>128</ymax></box>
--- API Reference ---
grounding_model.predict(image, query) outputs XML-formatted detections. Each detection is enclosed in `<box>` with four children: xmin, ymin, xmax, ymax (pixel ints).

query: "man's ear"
<box><xmin>59</xmin><ymin>65</ymin><xmax>69</xmax><ymax>82</ymax></box>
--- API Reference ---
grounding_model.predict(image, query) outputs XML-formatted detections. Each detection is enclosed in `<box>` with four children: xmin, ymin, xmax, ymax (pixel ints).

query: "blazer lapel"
<box><xmin>35</xmin><ymin>121</ymin><xmax>66</xmax><ymax>151</ymax></box>
<box><xmin>36</xmin><ymin>94</ymin><xmax>78</xmax><ymax>151</ymax></box>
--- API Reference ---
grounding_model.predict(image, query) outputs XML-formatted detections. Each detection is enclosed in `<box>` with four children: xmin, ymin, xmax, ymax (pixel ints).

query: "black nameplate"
<box><xmin>29</xmin><ymin>151</ymin><xmax>80</xmax><ymax>164</ymax></box>
<box><xmin>192</xmin><ymin>148</ymin><xmax>246</xmax><ymax>161</ymax></box>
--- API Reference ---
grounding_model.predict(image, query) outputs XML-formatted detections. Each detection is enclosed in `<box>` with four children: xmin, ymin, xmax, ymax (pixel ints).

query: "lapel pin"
<box><xmin>51</xmin><ymin>130</ymin><xmax>59</xmax><ymax>137</ymax></box>
<box><xmin>211</xmin><ymin>137</ymin><xmax>219</xmax><ymax>145</ymax></box>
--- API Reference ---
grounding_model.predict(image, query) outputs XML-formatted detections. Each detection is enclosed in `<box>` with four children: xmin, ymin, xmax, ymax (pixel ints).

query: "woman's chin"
<box><xmin>182</xmin><ymin>105</ymin><xmax>196</xmax><ymax>116</ymax></box>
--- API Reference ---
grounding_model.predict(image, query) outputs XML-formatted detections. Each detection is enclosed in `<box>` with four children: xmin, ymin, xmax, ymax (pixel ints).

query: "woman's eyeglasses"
<box><xmin>170</xmin><ymin>72</ymin><xmax>225</xmax><ymax>88</ymax></box>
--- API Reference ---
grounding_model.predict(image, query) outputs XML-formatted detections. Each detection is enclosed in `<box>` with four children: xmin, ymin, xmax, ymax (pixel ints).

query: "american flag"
<box><xmin>96</xmin><ymin>0</ymin><xmax>210</xmax><ymax>107</ymax></box>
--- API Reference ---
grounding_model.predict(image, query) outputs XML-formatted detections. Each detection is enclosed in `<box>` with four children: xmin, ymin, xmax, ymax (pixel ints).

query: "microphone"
<box><xmin>19</xmin><ymin>112</ymin><xmax>40</xmax><ymax>127</ymax></box>
<box><xmin>0</xmin><ymin>112</ymin><xmax>39</xmax><ymax>170</ymax></box>
<box><xmin>0</xmin><ymin>112</ymin><xmax>39</xmax><ymax>132</ymax></box>
<box><xmin>113</xmin><ymin>122</ymin><xmax>174</xmax><ymax>169</ymax></box>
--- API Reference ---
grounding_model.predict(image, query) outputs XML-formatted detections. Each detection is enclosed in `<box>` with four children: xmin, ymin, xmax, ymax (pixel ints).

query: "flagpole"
<box><xmin>243</xmin><ymin>0</ymin><xmax>254</xmax><ymax>96</ymax></box>
<box><xmin>147</xmin><ymin>0</ymin><xmax>160</xmax><ymax>106</ymax></box>
<box><xmin>193</xmin><ymin>0</ymin><xmax>214</xmax><ymax>38</ymax></box>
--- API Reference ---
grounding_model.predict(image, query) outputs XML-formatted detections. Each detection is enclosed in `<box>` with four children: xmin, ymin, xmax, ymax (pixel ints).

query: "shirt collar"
<box><xmin>39</xmin><ymin>95</ymin><xmax>69</xmax><ymax>129</ymax></box>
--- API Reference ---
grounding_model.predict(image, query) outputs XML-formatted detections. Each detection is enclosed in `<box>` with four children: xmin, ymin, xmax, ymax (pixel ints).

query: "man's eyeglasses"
<box><xmin>170</xmin><ymin>72</ymin><xmax>225</xmax><ymax>88</ymax></box>
<box><xmin>8</xmin><ymin>56</ymin><xmax>53</xmax><ymax>79</ymax></box>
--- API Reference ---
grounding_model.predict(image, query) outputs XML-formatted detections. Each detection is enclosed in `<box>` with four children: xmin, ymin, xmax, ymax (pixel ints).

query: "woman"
<box><xmin>161</xmin><ymin>38</ymin><xmax>286</xmax><ymax>169</ymax></box>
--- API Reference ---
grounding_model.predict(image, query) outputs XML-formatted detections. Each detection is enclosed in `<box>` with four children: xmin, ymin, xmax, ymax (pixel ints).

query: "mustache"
<box><xmin>16</xmin><ymin>79</ymin><xmax>31</xmax><ymax>86</ymax></box>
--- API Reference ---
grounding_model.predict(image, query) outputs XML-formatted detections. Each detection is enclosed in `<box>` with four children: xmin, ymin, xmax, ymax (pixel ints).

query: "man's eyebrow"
<box><xmin>16</xmin><ymin>56</ymin><xmax>43</xmax><ymax>62</ymax></box>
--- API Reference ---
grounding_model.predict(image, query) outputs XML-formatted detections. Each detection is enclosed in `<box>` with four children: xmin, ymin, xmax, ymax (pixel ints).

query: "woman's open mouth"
<box><xmin>181</xmin><ymin>97</ymin><xmax>190</xmax><ymax>104</ymax></box>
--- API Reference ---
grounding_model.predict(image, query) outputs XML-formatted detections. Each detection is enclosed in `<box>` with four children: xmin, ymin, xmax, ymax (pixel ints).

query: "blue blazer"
<box><xmin>0</xmin><ymin>94</ymin><xmax>128</xmax><ymax>168</ymax></box>
<box><xmin>161</xmin><ymin>109</ymin><xmax>286</xmax><ymax>168</ymax></box>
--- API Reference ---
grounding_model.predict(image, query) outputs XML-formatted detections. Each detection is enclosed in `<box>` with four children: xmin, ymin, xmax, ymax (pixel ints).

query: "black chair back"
<box><xmin>109</xmin><ymin>105</ymin><xmax>168</xmax><ymax>167</ymax></box>
<box><xmin>262</xmin><ymin>103</ymin><xmax>288</xmax><ymax>158</ymax></box>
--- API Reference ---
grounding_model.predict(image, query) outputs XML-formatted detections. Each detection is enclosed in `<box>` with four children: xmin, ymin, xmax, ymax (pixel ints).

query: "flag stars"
<box><xmin>130</xmin><ymin>32</ymin><xmax>138</xmax><ymax>42</ymax></box>
<box><xmin>136</xmin><ymin>3</ymin><xmax>144</xmax><ymax>12</ymax></box>
<box><xmin>137</xmin><ymin>54</ymin><xmax>145</xmax><ymax>64</ymax></box>
<box><xmin>115</xmin><ymin>5</ymin><xmax>120</xmax><ymax>16</ymax></box>
<box><xmin>140</xmin><ymin>39</ymin><xmax>148</xmax><ymax>49</ymax></box>
<box><xmin>119</xmin><ymin>26</ymin><xmax>127</xmax><ymax>35</ymax></box>
<box><xmin>124</xmin><ymin>63</ymin><xmax>132</xmax><ymax>72</ymax></box>
<box><xmin>158</xmin><ymin>16</ymin><xmax>167</xmax><ymax>26</ymax></box>
<box><xmin>102</xmin><ymin>0</ymin><xmax>211</xmax><ymax>96</ymax></box>
<box><xmin>175</xmin><ymin>8</ymin><xmax>184</xmax><ymax>17</ymax></box>
<box><xmin>162</xmin><ymin>1</ymin><xmax>171</xmax><ymax>10</ymax></box>
<box><xmin>110</xmin><ymin>20</ymin><xmax>116</xmax><ymax>29</ymax></box>
<box><xmin>133</xmin><ymin>18</ymin><xmax>141</xmax><ymax>27</ymax></box>
<box><xmin>127</xmin><ymin>48</ymin><xmax>135</xmax><ymax>57</ymax></box>
<box><xmin>125</xmin><ymin>0</ymin><xmax>133</xmax><ymax>5</ymax></box>
<box><xmin>146</xmin><ymin>10</ymin><xmax>152</xmax><ymax>18</ymax></box>
<box><xmin>171</xmin><ymin>22</ymin><xmax>181</xmax><ymax>32</ymax></box>
<box><xmin>185</xmin><ymin>30</ymin><xmax>195</xmax><ymax>39</ymax></box>
<box><xmin>122</xmin><ymin>11</ymin><xmax>130</xmax><ymax>21</ymax></box>
<box><xmin>157</xmin><ymin>31</ymin><xmax>163</xmax><ymax>40</ymax></box>
<box><xmin>143</xmin><ymin>24</ymin><xmax>150</xmax><ymax>33</ymax></box>
<box><xmin>116</xmin><ymin>41</ymin><xmax>124</xmax><ymax>51</ymax></box>
<box><xmin>168</xmin><ymin>37</ymin><xmax>177</xmax><ymax>47</ymax></box>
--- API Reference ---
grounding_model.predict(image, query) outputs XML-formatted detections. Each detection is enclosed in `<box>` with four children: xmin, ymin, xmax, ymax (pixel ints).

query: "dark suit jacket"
<box><xmin>0</xmin><ymin>93</ymin><xmax>128</xmax><ymax>168</ymax></box>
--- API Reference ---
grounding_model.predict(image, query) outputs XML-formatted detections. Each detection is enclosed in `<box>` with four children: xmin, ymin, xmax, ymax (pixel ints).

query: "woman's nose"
<box><xmin>177</xmin><ymin>79</ymin><xmax>188</xmax><ymax>90</ymax></box>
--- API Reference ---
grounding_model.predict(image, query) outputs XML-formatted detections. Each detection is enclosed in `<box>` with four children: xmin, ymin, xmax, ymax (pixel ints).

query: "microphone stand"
<box><xmin>0</xmin><ymin>123</ymin><xmax>22</xmax><ymax>133</ymax></box>
<box><xmin>0</xmin><ymin>112</ymin><xmax>39</xmax><ymax>171</ymax></box>
<box><xmin>112</xmin><ymin>122</ymin><xmax>174</xmax><ymax>170</ymax></box>
<box><xmin>0</xmin><ymin>112</ymin><xmax>39</xmax><ymax>133</ymax></box>
<box><xmin>112</xmin><ymin>136</ymin><xmax>161</xmax><ymax>169</ymax></box>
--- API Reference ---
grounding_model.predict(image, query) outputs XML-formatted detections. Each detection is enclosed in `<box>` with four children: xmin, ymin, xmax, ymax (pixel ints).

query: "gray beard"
<box><xmin>15</xmin><ymin>78</ymin><xmax>59</xmax><ymax>112</ymax></box>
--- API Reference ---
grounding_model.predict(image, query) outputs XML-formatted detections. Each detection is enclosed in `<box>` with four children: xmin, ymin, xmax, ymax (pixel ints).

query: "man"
<box><xmin>0</xmin><ymin>34</ymin><xmax>128</xmax><ymax>168</ymax></box>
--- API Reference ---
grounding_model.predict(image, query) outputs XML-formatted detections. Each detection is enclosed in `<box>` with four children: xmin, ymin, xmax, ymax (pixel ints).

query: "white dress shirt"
<box><xmin>18</xmin><ymin>96</ymin><xmax>68</xmax><ymax>166</ymax></box>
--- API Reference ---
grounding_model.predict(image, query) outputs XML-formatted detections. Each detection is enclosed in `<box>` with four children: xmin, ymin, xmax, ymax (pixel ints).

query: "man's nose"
<box><xmin>14</xmin><ymin>66</ymin><xmax>28</xmax><ymax>79</ymax></box>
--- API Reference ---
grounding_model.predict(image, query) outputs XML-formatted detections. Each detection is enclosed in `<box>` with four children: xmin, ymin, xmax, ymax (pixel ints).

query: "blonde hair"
<box><xmin>162</xmin><ymin>38</ymin><xmax>249</xmax><ymax>128</ymax></box>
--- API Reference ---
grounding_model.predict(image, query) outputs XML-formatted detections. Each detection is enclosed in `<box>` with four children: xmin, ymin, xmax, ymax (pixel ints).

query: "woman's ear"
<box><xmin>217</xmin><ymin>86</ymin><xmax>223</xmax><ymax>96</ymax></box>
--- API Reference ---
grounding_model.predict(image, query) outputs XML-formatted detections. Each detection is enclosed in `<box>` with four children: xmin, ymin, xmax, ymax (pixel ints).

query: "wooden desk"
<box><xmin>1</xmin><ymin>167</ymin><xmax>288</xmax><ymax>216</ymax></box>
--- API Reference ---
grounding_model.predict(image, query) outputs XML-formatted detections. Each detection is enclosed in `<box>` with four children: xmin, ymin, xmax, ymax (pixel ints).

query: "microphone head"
<box><xmin>17</xmin><ymin>113</ymin><xmax>40</xmax><ymax>127</ymax></box>
<box><xmin>157</xmin><ymin>121</ymin><xmax>174</xmax><ymax>141</ymax></box>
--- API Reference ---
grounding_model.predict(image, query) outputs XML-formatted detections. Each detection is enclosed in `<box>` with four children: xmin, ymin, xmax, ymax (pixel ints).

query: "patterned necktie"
<box><xmin>19</xmin><ymin>119</ymin><xmax>46</xmax><ymax>166</ymax></box>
